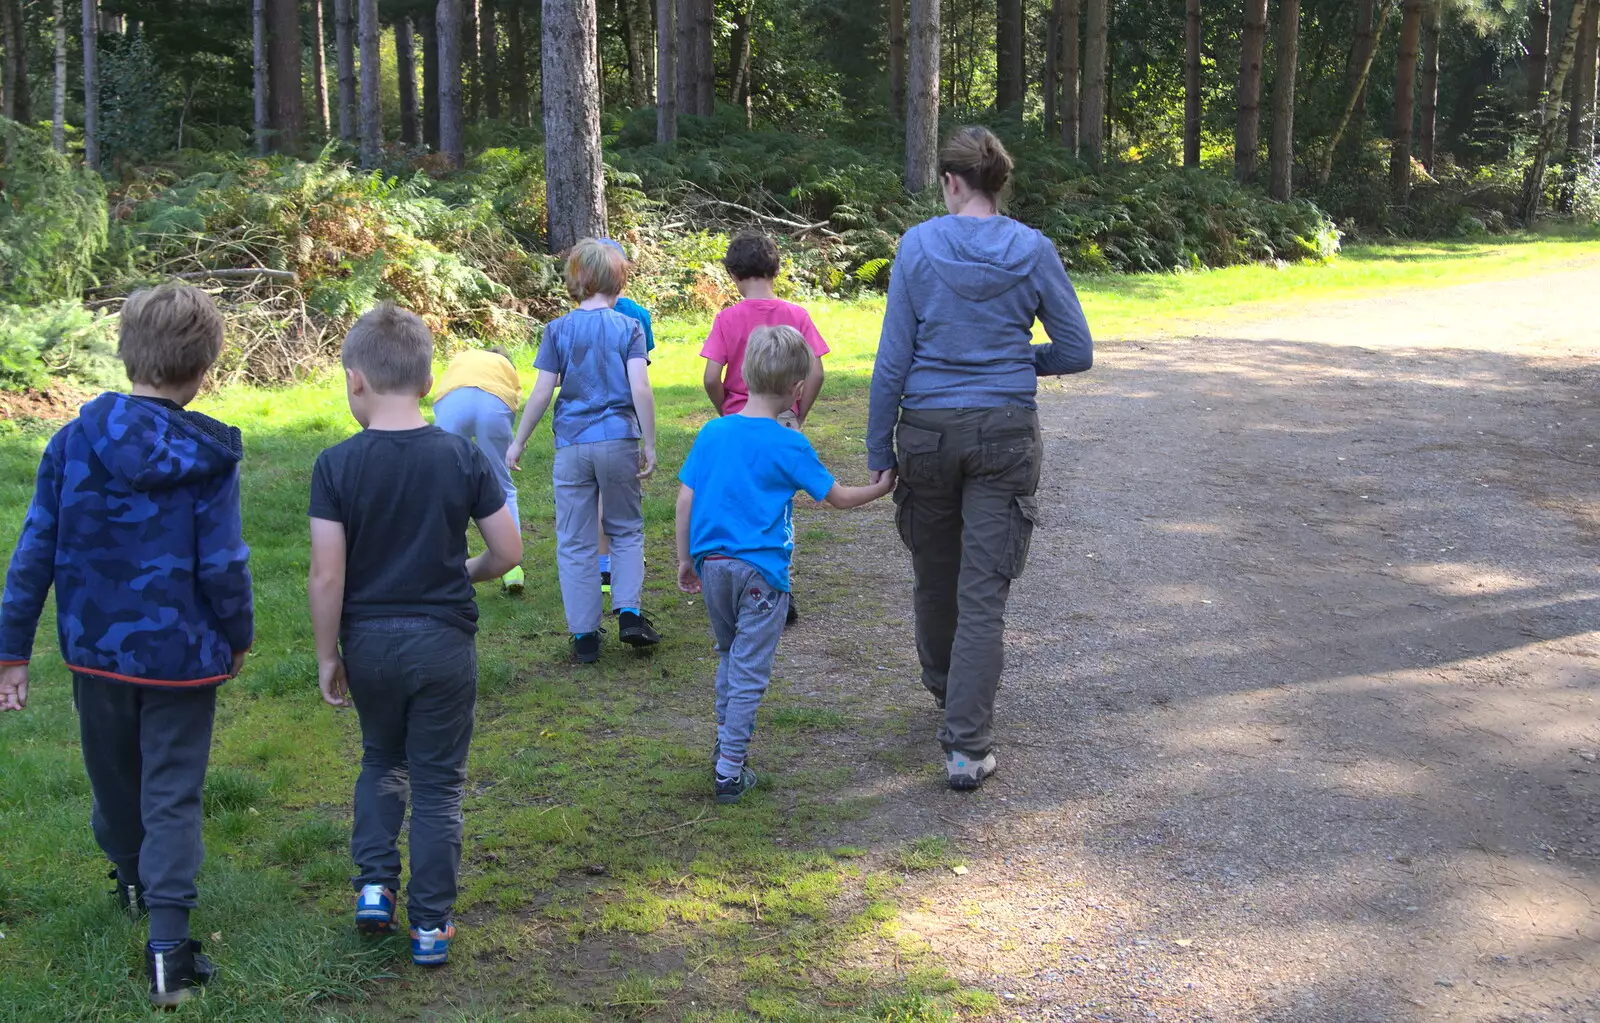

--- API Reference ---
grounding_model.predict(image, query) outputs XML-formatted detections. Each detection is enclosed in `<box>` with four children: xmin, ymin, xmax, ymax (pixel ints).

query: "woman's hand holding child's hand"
<box><xmin>677</xmin><ymin>561</ymin><xmax>702</xmax><ymax>594</ymax></box>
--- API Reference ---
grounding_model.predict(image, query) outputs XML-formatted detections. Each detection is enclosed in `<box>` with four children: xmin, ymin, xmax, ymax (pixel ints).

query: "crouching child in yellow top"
<box><xmin>307</xmin><ymin>303</ymin><xmax>523</xmax><ymax>968</ymax></box>
<box><xmin>433</xmin><ymin>344</ymin><xmax>526</xmax><ymax>592</ymax></box>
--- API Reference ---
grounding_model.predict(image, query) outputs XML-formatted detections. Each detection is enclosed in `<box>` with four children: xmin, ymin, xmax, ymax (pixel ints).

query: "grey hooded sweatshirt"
<box><xmin>866</xmin><ymin>215</ymin><xmax>1093</xmax><ymax>471</ymax></box>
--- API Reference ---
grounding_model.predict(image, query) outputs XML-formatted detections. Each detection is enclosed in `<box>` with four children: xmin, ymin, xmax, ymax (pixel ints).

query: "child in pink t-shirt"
<box><xmin>702</xmin><ymin>232</ymin><xmax>829</xmax><ymax>428</ymax></box>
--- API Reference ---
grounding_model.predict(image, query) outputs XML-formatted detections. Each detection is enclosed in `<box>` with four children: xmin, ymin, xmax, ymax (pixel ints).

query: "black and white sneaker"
<box><xmin>618</xmin><ymin>611</ymin><xmax>661</xmax><ymax>647</ymax></box>
<box><xmin>945</xmin><ymin>749</ymin><xmax>997</xmax><ymax>791</ymax></box>
<box><xmin>147</xmin><ymin>938</ymin><xmax>215</xmax><ymax>1008</ymax></box>
<box><xmin>109</xmin><ymin>867</ymin><xmax>146</xmax><ymax>922</ymax></box>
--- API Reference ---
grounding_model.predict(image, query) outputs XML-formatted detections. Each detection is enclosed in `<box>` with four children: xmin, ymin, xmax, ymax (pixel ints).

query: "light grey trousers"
<box><xmin>700</xmin><ymin>557</ymin><xmax>789</xmax><ymax>779</ymax></box>
<box><xmin>553</xmin><ymin>438</ymin><xmax>645</xmax><ymax>633</ymax></box>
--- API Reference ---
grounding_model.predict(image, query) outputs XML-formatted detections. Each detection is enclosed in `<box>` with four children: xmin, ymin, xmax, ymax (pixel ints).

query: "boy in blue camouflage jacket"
<box><xmin>0</xmin><ymin>284</ymin><xmax>253</xmax><ymax>1008</ymax></box>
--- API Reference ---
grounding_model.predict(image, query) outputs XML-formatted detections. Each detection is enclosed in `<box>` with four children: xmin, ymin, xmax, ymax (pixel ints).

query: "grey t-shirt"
<box><xmin>533</xmin><ymin>308</ymin><xmax>649</xmax><ymax>448</ymax></box>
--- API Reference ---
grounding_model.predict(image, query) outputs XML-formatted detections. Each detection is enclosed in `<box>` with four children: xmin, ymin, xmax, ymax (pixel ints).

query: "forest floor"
<box><xmin>786</xmin><ymin>255</ymin><xmax>1600</xmax><ymax>1021</ymax></box>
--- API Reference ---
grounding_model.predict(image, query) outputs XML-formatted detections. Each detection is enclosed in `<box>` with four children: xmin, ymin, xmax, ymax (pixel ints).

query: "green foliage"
<box><xmin>0</xmin><ymin>302</ymin><xmax>119</xmax><ymax>390</ymax></box>
<box><xmin>0</xmin><ymin>120</ymin><xmax>110</xmax><ymax>304</ymax></box>
<box><xmin>98</xmin><ymin>36</ymin><xmax>179</xmax><ymax>166</ymax></box>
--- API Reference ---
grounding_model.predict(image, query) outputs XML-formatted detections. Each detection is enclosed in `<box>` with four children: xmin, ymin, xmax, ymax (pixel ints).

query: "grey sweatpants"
<box><xmin>893</xmin><ymin>406</ymin><xmax>1042</xmax><ymax>758</ymax></box>
<box><xmin>434</xmin><ymin>387</ymin><xmax>520</xmax><ymax>526</ymax></box>
<box><xmin>73</xmin><ymin>673</ymin><xmax>217</xmax><ymax>942</ymax></box>
<box><xmin>343</xmin><ymin>616</ymin><xmax>477</xmax><ymax>931</ymax></box>
<box><xmin>700</xmin><ymin>557</ymin><xmax>789</xmax><ymax>778</ymax></box>
<box><xmin>553</xmin><ymin>439</ymin><xmax>646</xmax><ymax>633</ymax></box>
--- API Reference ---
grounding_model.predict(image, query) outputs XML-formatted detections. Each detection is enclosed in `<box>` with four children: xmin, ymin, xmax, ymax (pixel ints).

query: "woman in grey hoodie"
<box><xmin>867</xmin><ymin>126</ymin><xmax>1094</xmax><ymax>791</ymax></box>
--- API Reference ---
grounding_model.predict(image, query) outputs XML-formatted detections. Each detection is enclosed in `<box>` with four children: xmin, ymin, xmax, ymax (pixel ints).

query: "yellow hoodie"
<box><xmin>434</xmin><ymin>349</ymin><xmax>521</xmax><ymax>410</ymax></box>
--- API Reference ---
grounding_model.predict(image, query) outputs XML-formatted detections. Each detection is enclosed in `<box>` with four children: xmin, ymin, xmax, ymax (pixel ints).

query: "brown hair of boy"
<box><xmin>938</xmin><ymin>126</ymin><xmax>1014</xmax><ymax>199</ymax></box>
<box><xmin>117</xmin><ymin>284</ymin><xmax>226</xmax><ymax>386</ymax></box>
<box><xmin>565</xmin><ymin>238</ymin><xmax>629</xmax><ymax>300</ymax></box>
<box><xmin>743</xmin><ymin>325</ymin><xmax>812</xmax><ymax>398</ymax></box>
<box><xmin>721</xmin><ymin>231</ymin><xmax>781</xmax><ymax>282</ymax></box>
<box><xmin>342</xmin><ymin>302</ymin><xmax>434</xmax><ymax>394</ymax></box>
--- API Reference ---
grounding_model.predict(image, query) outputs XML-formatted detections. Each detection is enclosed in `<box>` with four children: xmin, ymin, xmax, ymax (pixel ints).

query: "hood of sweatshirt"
<box><xmin>914</xmin><ymin>215</ymin><xmax>1043</xmax><ymax>302</ymax></box>
<box><xmin>78</xmin><ymin>392</ymin><xmax>243</xmax><ymax>493</ymax></box>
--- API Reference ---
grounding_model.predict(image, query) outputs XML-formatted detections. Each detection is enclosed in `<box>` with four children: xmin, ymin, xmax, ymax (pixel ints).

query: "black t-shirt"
<box><xmin>309</xmin><ymin>426</ymin><xmax>506</xmax><ymax>633</ymax></box>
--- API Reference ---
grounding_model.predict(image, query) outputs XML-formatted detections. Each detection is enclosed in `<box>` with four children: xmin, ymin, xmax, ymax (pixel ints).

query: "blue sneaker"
<box><xmin>715</xmin><ymin>766</ymin><xmax>758</xmax><ymax>804</ymax></box>
<box><xmin>355</xmin><ymin>884</ymin><xmax>398</xmax><ymax>936</ymax></box>
<box><xmin>411</xmin><ymin>923</ymin><xmax>455</xmax><ymax>966</ymax></box>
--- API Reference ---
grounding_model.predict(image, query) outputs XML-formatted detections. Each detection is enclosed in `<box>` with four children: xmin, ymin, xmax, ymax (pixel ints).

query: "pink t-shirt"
<box><xmin>701</xmin><ymin>299</ymin><xmax>831</xmax><ymax>414</ymax></box>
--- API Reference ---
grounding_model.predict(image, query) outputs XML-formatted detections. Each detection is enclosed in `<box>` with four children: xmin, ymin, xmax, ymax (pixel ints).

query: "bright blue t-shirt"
<box><xmin>678</xmin><ymin>416</ymin><xmax>836</xmax><ymax>592</ymax></box>
<box><xmin>614</xmin><ymin>296</ymin><xmax>656</xmax><ymax>353</ymax></box>
<box><xmin>533</xmin><ymin>308</ymin><xmax>649</xmax><ymax>448</ymax></box>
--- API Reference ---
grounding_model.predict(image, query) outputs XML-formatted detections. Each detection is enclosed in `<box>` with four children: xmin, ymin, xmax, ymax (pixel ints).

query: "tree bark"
<box><xmin>53</xmin><ymin>0</ymin><xmax>66</xmax><ymax>150</ymax></box>
<box><xmin>438</xmin><ymin>0</ymin><xmax>463</xmax><ymax>165</ymax></box>
<box><xmin>480</xmin><ymin>0</ymin><xmax>499</xmax><ymax>118</ymax></box>
<box><xmin>1319</xmin><ymin>0</ymin><xmax>1394</xmax><ymax>183</ymax></box>
<box><xmin>506</xmin><ymin>1</ymin><xmax>529</xmax><ymax>125</ymax></box>
<box><xmin>1349</xmin><ymin>0</ymin><xmax>1375</xmax><ymax>123</ymax></box>
<box><xmin>729</xmin><ymin>0</ymin><xmax>753</xmax><ymax>109</ymax></box>
<box><xmin>334</xmin><ymin>0</ymin><xmax>356</xmax><ymax>140</ymax></box>
<box><xmin>905</xmin><ymin>0</ymin><xmax>939</xmax><ymax>190</ymax></box>
<box><xmin>1268</xmin><ymin>0</ymin><xmax>1300</xmax><ymax>200</ymax></box>
<box><xmin>1419</xmin><ymin>0</ymin><xmax>1439</xmax><ymax>171</ymax></box>
<box><xmin>996</xmin><ymin>0</ymin><xmax>1023</xmax><ymax>113</ymax></box>
<box><xmin>1235</xmin><ymin>0</ymin><xmax>1268</xmax><ymax>182</ymax></box>
<box><xmin>1183</xmin><ymin>0</ymin><xmax>1200</xmax><ymax>166</ymax></box>
<box><xmin>1044</xmin><ymin>0</ymin><xmax>1059</xmax><ymax>134</ymax></box>
<box><xmin>542</xmin><ymin>0</ymin><xmax>607</xmax><ymax>251</ymax></box>
<box><xmin>266</xmin><ymin>0</ymin><xmax>303</xmax><ymax>152</ymax></box>
<box><xmin>1528</xmin><ymin>0</ymin><xmax>1550</xmax><ymax>113</ymax></box>
<box><xmin>1081</xmin><ymin>0</ymin><xmax>1107</xmax><ymax>162</ymax></box>
<box><xmin>675</xmin><ymin>0</ymin><xmax>694</xmax><ymax>114</ymax></box>
<box><xmin>1390</xmin><ymin>0</ymin><xmax>1423</xmax><ymax>199</ymax></box>
<box><xmin>1062</xmin><ymin>0</ymin><xmax>1079</xmax><ymax>151</ymax></box>
<box><xmin>357</xmin><ymin>0</ymin><xmax>382</xmax><ymax>166</ymax></box>
<box><xmin>396</xmin><ymin>17</ymin><xmax>420</xmax><ymax>145</ymax></box>
<box><xmin>421</xmin><ymin>15</ymin><xmax>439</xmax><ymax>149</ymax></box>
<box><xmin>464</xmin><ymin>0</ymin><xmax>479</xmax><ymax>120</ymax></box>
<box><xmin>311</xmin><ymin>0</ymin><xmax>330</xmax><ymax>134</ymax></box>
<box><xmin>1567</xmin><ymin>0</ymin><xmax>1598</xmax><ymax>153</ymax></box>
<box><xmin>1521</xmin><ymin>0</ymin><xmax>1592</xmax><ymax>219</ymax></box>
<box><xmin>694</xmin><ymin>0</ymin><xmax>714</xmax><ymax>115</ymax></box>
<box><xmin>625</xmin><ymin>0</ymin><xmax>650</xmax><ymax>105</ymax></box>
<box><xmin>252</xmin><ymin>0</ymin><xmax>269</xmax><ymax>155</ymax></box>
<box><xmin>889</xmin><ymin>0</ymin><xmax>905</xmax><ymax>119</ymax></box>
<box><xmin>656</xmin><ymin>0</ymin><xmax>676</xmax><ymax>139</ymax></box>
<box><xmin>82</xmin><ymin>0</ymin><xmax>97</xmax><ymax>168</ymax></box>
<box><xmin>3</xmin><ymin>0</ymin><xmax>31</xmax><ymax>123</ymax></box>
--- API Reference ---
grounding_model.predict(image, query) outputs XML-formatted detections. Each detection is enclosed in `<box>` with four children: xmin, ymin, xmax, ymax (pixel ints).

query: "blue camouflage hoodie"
<box><xmin>0</xmin><ymin>393</ymin><xmax>253</xmax><ymax>687</ymax></box>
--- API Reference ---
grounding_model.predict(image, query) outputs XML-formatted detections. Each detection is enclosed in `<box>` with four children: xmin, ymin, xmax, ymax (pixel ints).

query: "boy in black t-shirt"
<box><xmin>308</xmin><ymin>303</ymin><xmax>522</xmax><ymax>968</ymax></box>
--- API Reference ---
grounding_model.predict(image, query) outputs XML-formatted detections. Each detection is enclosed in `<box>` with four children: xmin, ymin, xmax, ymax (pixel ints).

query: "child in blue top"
<box><xmin>597</xmin><ymin>239</ymin><xmax>654</xmax><ymax>598</ymax></box>
<box><xmin>509</xmin><ymin>238</ymin><xmax>661</xmax><ymax>662</ymax></box>
<box><xmin>675</xmin><ymin>325</ymin><xmax>894</xmax><ymax>803</ymax></box>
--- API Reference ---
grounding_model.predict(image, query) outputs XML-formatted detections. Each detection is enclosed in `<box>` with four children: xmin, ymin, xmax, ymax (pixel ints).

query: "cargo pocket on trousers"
<box><xmin>892</xmin><ymin>482</ymin><xmax>914</xmax><ymax>551</ymax></box>
<box><xmin>1001</xmin><ymin>496</ymin><xmax>1040</xmax><ymax>579</ymax></box>
<box><xmin>895</xmin><ymin>423</ymin><xmax>944</xmax><ymax>489</ymax></box>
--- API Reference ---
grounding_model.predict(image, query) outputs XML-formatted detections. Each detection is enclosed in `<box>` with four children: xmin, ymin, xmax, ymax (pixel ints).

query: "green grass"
<box><xmin>1</xmin><ymin>232</ymin><xmax>1596</xmax><ymax>1021</ymax></box>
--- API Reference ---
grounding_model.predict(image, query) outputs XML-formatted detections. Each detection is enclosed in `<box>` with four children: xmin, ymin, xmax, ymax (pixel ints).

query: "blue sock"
<box><xmin>617</xmin><ymin>607</ymin><xmax>640</xmax><ymax>616</ymax></box>
<box><xmin>598</xmin><ymin>555</ymin><xmax>611</xmax><ymax>574</ymax></box>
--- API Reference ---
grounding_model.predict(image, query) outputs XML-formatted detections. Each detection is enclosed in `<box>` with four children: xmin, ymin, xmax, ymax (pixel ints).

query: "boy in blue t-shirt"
<box><xmin>675</xmin><ymin>325</ymin><xmax>894</xmax><ymax>802</ymax></box>
<box><xmin>597</xmin><ymin>240</ymin><xmax>654</xmax><ymax>598</ymax></box>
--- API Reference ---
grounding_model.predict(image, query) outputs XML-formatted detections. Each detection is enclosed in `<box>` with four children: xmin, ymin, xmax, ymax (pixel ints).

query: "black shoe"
<box><xmin>785</xmin><ymin>596</ymin><xmax>799</xmax><ymax>627</ymax></box>
<box><xmin>600</xmin><ymin>570</ymin><xmax>612</xmax><ymax>595</ymax></box>
<box><xmin>715</xmin><ymin>766</ymin><xmax>758</xmax><ymax>804</ymax></box>
<box><xmin>108</xmin><ymin>867</ymin><xmax>146</xmax><ymax>922</ymax></box>
<box><xmin>618</xmin><ymin>610</ymin><xmax>661</xmax><ymax>647</ymax></box>
<box><xmin>147</xmin><ymin>938</ymin><xmax>215</xmax><ymax>1008</ymax></box>
<box><xmin>571</xmin><ymin>631</ymin><xmax>602</xmax><ymax>663</ymax></box>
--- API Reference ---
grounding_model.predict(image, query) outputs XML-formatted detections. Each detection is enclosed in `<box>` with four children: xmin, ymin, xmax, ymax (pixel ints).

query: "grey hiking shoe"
<box><xmin>715</xmin><ymin>766</ymin><xmax>758</xmax><ymax>804</ymax></box>
<box><xmin>945</xmin><ymin>750</ymin><xmax>996</xmax><ymax>791</ymax></box>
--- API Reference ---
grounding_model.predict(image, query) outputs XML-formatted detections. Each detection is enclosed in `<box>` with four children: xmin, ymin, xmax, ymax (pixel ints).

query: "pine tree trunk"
<box><xmin>421</xmin><ymin>16</ymin><xmax>440</xmax><ymax>149</ymax></box>
<box><xmin>266</xmin><ymin>0</ymin><xmax>304</xmax><ymax>152</ymax></box>
<box><xmin>463</xmin><ymin>0</ymin><xmax>479</xmax><ymax>120</ymax></box>
<box><xmin>396</xmin><ymin>17</ymin><xmax>420</xmax><ymax>144</ymax></box>
<box><xmin>1567</xmin><ymin>0</ymin><xmax>1598</xmax><ymax>153</ymax></box>
<box><xmin>694</xmin><ymin>0</ymin><xmax>713</xmax><ymax>115</ymax></box>
<box><xmin>996</xmin><ymin>0</ymin><xmax>1023</xmax><ymax>113</ymax></box>
<box><xmin>1390</xmin><ymin>0</ymin><xmax>1423</xmax><ymax>199</ymax></box>
<box><xmin>1349</xmin><ymin>0</ymin><xmax>1375</xmax><ymax>123</ymax></box>
<box><xmin>905</xmin><ymin>0</ymin><xmax>939</xmax><ymax>190</ymax></box>
<box><xmin>1268</xmin><ymin>0</ymin><xmax>1300</xmax><ymax>200</ymax></box>
<box><xmin>253</xmin><ymin>0</ymin><xmax>269</xmax><ymax>155</ymax></box>
<box><xmin>625</xmin><ymin>0</ymin><xmax>649</xmax><ymax>105</ymax></box>
<box><xmin>889</xmin><ymin>0</ymin><xmax>905</xmax><ymax>119</ymax></box>
<box><xmin>1044</xmin><ymin>0</ymin><xmax>1059</xmax><ymax>134</ymax></box>
<box><xmin>1062</xmin><ymin>0</ymin><xmax>1079</xmax><ymax>151</ymax></box>
<box><xmin>1528</xmin><ymin>0</ymin><xmax>1550</xmax><ymax>112</ymax></box>
<box><xmin>1081</xmin><ymin>0</ymin><xmax>1107</xmax><ymax>162</ymax></box>
<box><xmin>729</xmin><ymin>0</ymin><xmax>753</xmax><ymax>108</ymax></box>
<box><xmin>82</xmin><ymin>0</ymin><xmax>97</xmax><ymax>168</ymax></box>
<box><xmin>656</xmin><ymin>0</ymin><xmax>676</xmax><ymax>138</ymax></box>
<box><xmin>52</xmin><ymin>0</ymin><xmax>66</xmax><ymax>151</ymax></box>
<box><xmin>1522</xmin><ymin>0</ymin><xmax>1592</xmax><ymax>219</ymax></box>
<box><xmin>1235</xmin><ymin>0</ymin><xmax>1267</xmax><ymax>182</ymax></box>
<box><xmin>1320</xmin><ymin>0</ymin><xmax>1393</xmax><ymax>182</ymax></box>
<box><xmin>311</xmin><ymin>0</ymin><xmax>330</xmax><ymax>134</ymax></box>
<box><xmin>542</xmin><ymin>0</ymin><xmax>607</xmax><ymax>251</ymax></box>
<box><xmin>334</xmin><ymin>0</ymin><xmax>356</xmax><ymax>139</ymax></box>
<box><xmin>1183</xmin><ymin>0</ymin><xmax>1200</xmax><ymax>166</ymax></box>
<box><xmin>1420</xmin><ymin>0</ymin><xmax>1439</xmax><ymax>171</ymax></box>
<box><xmin>507</xmin><ymin>1</ymin><xmax>529</xmax><ymax>125</ymax></box>
<box><xmin>3</xmin><ymin>0</ymin><xmax>31</xmax><ymax>124</ymax></box>
<box><xmin>438</xmin><ymin>0</ymin><xmax>463</xmax><ymax>165</ymax></box>
<box><xmin>357</xmin><ymin>0</ymin><xmax>382</xmax><ymax>166</ymax></box>
<box><xmin>674</xmin><ymin>0</ymin><xmax>695</xmax><ymax>114</ymax></box>
<box><xmin>480</xmin><ymin>0</ymin><xmax>500</xmax><ymax>118</ymax></box>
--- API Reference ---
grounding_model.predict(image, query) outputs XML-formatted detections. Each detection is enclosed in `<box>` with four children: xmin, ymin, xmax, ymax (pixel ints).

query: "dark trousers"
<box><xmin>893</xmin><ymin>406</ymin><xmax>1042</xmax><ymax>757</ymax></box>
<box><xmin>343</xmin><ymin>616</ymin><xmax>477</xmax><ymax>931</ymax></box>
<box><xmin>73</xmin><ymin>673</ymin><xmax>217</xmax><ymax>942</ymax></box>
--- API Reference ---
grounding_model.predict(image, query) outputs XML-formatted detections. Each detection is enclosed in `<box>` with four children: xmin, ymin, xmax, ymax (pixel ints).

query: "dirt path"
<box><xmin>790</xmin><ymin>264</ymin><xmax>1600</xmax><ymax>1021</ymax></box>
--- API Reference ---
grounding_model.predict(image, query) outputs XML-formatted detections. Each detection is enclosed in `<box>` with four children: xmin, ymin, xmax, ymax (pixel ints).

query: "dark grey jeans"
<box><xmin>73</xmin><ymin>674</ymin><xmax>217</xmax><ymax>942</ymax></box>
<box><xmin>893</xmin><ymin>406</ymin><xmax>1042</xmax><ymax>758</ymax></box>
<box><xmin>343</xmin><ymin>616</ymin><xmax>477</xmax><ymax>930</ymax></box>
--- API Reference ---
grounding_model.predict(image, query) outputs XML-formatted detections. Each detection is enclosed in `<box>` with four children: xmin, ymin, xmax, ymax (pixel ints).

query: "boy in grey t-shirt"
<box><xmin>508</xmin><ymin>239</ymin><xmax>661</xmax><ymax>662</ymax></box>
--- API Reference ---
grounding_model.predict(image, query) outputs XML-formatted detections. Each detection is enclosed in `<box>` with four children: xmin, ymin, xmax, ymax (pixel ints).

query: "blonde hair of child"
<box><xmin>743</xmin><ymin>325</ymin><xmax>812</xmax><ymax>398</ymax></box>
<box><xmin>565</xmin><ymin>238</ymin><xmax>629</xmax><ymax>300</ymax></box>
